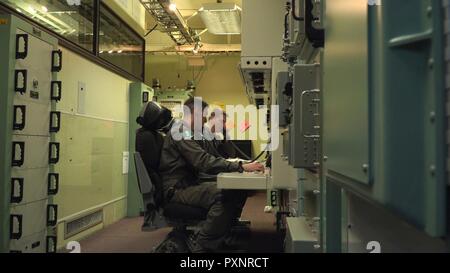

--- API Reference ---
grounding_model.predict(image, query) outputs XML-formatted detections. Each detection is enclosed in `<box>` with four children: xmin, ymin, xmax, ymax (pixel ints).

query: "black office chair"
<box><xmin>134</xmin><ymin>101</ymin><xmax>208</xmax><ymax>253</ymax></box>
<box><xmin>134</xmin><ymin>152</ymin><xmax>207</xmax><ymax>253</ymax></box>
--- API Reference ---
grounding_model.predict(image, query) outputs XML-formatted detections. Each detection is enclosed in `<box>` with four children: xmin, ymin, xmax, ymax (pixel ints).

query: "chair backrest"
<box><xmin>134</xmin><ymin>151</ymin><xmax>167</xmax><ymax>230</ymax></box>
<box><xmin>134</xmin><ymin>152</ymin><xmax>154</xmax><ymax>196</ymax></box>
<box><xmin>136</xmin><ymin>128</ymin><xmax>165</xmax><ymax>207</ymax></box>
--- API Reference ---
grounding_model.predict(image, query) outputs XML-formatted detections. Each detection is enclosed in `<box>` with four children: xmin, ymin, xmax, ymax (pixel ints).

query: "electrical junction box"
<box><xmin>289</xmin><ymin>64</ymin><xmax>321</xmax><ymax>168</ymax></box>
<box><xmin>285</xmin><ymin>217</ymin><xmax>320</xmax><ymax>253</ymax></box>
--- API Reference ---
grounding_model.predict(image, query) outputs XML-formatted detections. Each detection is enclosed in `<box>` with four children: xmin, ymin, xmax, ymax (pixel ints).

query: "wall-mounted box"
<box><xmin>290</xmin><ymin>64</ymin><xmax>321</xmax><ymax>168</ymax></box>
<box><xmin>241</xmin><ymin>0</ymin><xmax>285</xmax><ymax>57</ymax></box>
<box><xmin>285</xmin><ymin>217</ymin><xmax>320</xmax><ymax>253</ymax></box>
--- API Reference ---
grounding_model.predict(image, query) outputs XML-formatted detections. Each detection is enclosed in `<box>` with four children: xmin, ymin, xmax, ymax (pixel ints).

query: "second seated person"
<box><xmin>158</xmin><ymin>97</ymin><xmax>264</xmax><ymax>252</ymax></box>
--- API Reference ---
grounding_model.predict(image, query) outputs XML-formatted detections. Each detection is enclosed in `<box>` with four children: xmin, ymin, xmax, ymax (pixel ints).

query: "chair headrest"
<box><xmin>136</xmin><ymin>101</ymin><xmax>173</xmax><ymax>130</ymax></box>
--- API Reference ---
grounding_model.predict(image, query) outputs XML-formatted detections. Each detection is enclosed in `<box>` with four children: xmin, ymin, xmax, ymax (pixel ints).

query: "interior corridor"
<box><xmin>74</xmin><ymin>192</ymin><xmax>283</xmax><ymax>253</ymax></box>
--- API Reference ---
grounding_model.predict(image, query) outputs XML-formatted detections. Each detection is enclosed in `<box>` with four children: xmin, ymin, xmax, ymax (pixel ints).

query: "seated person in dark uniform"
<box><xmin>203</xmin><ymin>108</ymin><xmax>238</xmax><ymax>159</ymax></box>
<box><xmin>201</xmin><ymin>108</ymin><xmax>252</xmax><ymax>220</ymax></box>
<box><xmin>158</xmin><ymin>97</ymin><xmax>264</xmax><ymax>252</ymax></box>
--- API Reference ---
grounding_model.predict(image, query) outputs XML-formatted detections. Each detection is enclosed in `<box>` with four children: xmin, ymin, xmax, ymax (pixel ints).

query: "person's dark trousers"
<box><xmin>170</xmin><ymin>182</ymin><xmax>247</xmax><ymax>250</ymax></box>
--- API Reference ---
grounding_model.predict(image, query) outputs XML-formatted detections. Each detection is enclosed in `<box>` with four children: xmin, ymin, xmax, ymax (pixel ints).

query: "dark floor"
<box><xmin>77</xmin><ymin>192</ymin><xmax>283</xmax><ymax>253</ymax></box>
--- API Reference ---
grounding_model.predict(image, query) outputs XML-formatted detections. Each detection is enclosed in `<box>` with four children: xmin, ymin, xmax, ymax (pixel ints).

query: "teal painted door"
<box><xmin>323</xmin><ymin>0</ymin><xmax>371</xmax><ymax>185</ymax></box>
<box><xmin>323</xmin><ymin>0</ymin><xmax>446</xmax><ymax>237</ymax></box>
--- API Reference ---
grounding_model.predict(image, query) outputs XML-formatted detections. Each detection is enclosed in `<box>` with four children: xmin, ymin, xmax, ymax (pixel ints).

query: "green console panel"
<box><xmin>127</xmin><ymin>82</ymin><xmax>154</xmax><ymax>217</ymax></box>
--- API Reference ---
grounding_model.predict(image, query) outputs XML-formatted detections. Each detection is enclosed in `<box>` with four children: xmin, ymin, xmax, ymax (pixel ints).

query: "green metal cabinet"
<box><xmin>127</xmin><ymin>82</ymin><xmax>154</xmax><ymax>217</ymax></box>
<box><xmin>0</xmin><ymin>14</ymin><xmax>60</xmax><ymax>253</ymax></box>
<box><xmin>323</xmin><ymin>0</ymin><xmax>370</xmax><ymax>185</ymax></box>
<box><xmin>323</xmin><ymin>0</ymin><xmax>446</xmax><ymax>237</ymax></box>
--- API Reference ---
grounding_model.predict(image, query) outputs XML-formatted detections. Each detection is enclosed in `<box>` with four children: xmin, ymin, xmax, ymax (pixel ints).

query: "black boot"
<box><xmin>186</xmin><ymin>234</ymin><xmax>210</xmax><ymax>253</ymax></box>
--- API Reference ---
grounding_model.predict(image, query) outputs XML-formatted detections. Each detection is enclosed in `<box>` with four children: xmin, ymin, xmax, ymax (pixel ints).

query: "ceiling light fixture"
<box><xmin>28</xmin><ymin>6</ymin><xmax>37</xmax><ymax>14</ymax></box>
<box><xmin>192</xmin><ymin>42</ymin><xmax>203</xmax><ymax>54</ymax></box>
<box><xmin>199</xmin><ymin>2</ymin><xmax>241</xmax><ymax>35</ymax></box>
<box><xmin>169</xmin><ymin>3</ymin><xmax>177</xmax><ymax>12</ymax></box>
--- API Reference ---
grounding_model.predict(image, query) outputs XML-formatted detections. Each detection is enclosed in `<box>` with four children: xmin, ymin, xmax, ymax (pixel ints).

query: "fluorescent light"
<box><xmin>28</xmin><ymin>6</ymin><xmax>37</xmax><ymax>14</ymax></box>
<box><xmin>169</xmin><ymin>3</ymin><xmax>177</xmax><ymax>11</ymax></box>
<box><xmin>108</xmin><ymin>50</ymin><xmax>114</xmax><ymax>54</ymax></box>
<box><xmin>41</xmin><ymin>6</ymin><xmax>48</xmax><ymax>13</ymax></box>
<box><xmin>199</xmin><ymin>3</ymin><xmax>241</xmax><ymax>35</ymax></box>
<box><xmin>117</xmin><ymin>50</ymin><xmax>123</xmax><ymax>53</ymax></box>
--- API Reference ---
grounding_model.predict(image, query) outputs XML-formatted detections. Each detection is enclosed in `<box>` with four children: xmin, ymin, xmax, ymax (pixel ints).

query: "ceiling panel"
<box><xmin>144</xmin><ymin>0</ymin><xmax>242</xmax><ymax>52</ymax></box>
<box><xmin>175</xmin><ymin>0</ymin><xmax>242</xmax><ymax>12</ymax></box>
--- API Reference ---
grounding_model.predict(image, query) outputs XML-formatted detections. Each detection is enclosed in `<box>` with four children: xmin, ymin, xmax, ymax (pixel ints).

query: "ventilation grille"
<box><xmin>65</xmin><ymin>210</ymin><xmax>103</xmax><ymax>239</ymax></box>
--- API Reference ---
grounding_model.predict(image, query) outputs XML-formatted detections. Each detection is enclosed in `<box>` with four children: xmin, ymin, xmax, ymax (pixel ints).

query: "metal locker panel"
<box><xmin>10</xmin><ymin>199</ymin><xmax>48</xmax><ymax>239</ymax></box>
<box><xmin>0</xmin><ymin>14</ymin><xmax>59</xmax><ymax>254</ymax></box>
<box><xmin>10</xmin><ymin>168</ymin><xmax>50</xmax><ymax>206</ymax></box>
<box><xmin>323</xmin><ymin>0</ymin><xmax>370</xmax><ymax>184</ymax></box>
<box><xmin>12</xmin><ymin>72</ymin><xmax>52</xmax><ymax>105</ymax></box>
<box><xmin>11</xmin><ymin>135</ymin><xmax>51</xmax><ymax>169</ymax></box>
<box><xmin>15</xmin><ymin>29</ymin><xmax>53</xmax><ymax>71</ymax></box>
<box><xmin>9</xmin><ymin>230</ymin><xmax>46</xmax><ymax>253</ymax></box>
<box><xmin>14</xmin><ymin>31</ymin><xmax>53</xmax><ymax>105</ymax></box>
<box><xmin>12</xmin><ymin>30</ymin><xmax>53</xmax><ymax>137</ymax></box>
<box><xmin>13</xmin><ymin>68</ymin><xmax>52</xmax><ymax>102</ymax></box>
<box><xmin>14</xmin><ymin>29</ymin><xmax>53</xmax><ymax>103</ymax></box>
<box><xmin>12</xmin><ymin>101</ymin><xmax>51</xmax><ymax>137</ymax></box>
